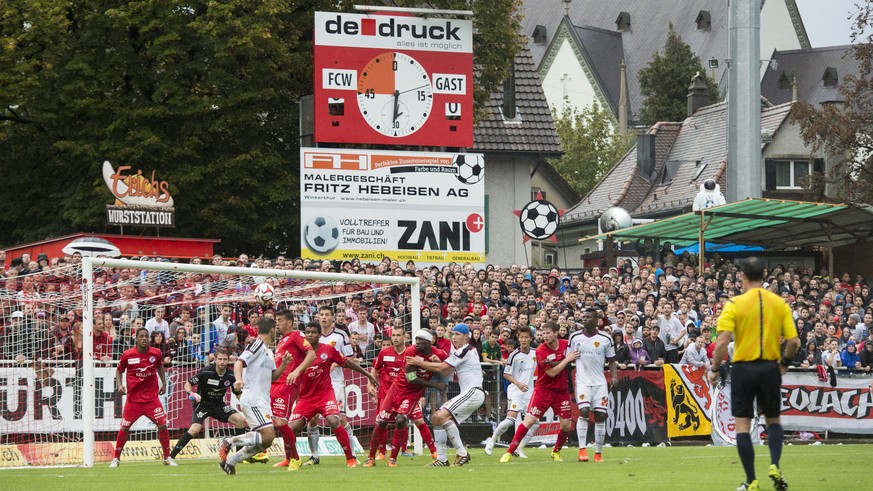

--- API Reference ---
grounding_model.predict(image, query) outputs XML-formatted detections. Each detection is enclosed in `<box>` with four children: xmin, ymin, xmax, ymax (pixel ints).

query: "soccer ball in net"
<box><xmin>304</xmin><ymin>215</ymin><xmax>341</xmax><ymax>254</ymax></box>
<box><xmin>253</xmin><ymin>282</ymin><xmax>275</xmax><ymax>306</ymax></box>
<box><xmin>519</xmin><ymin>199</ymin><xmax>560</xmax><ymax>240</ymax></box>
<box><xmin>453</xmin><ymin>154</ymin><xmax>484</xmax><ymax>184</ymax></box>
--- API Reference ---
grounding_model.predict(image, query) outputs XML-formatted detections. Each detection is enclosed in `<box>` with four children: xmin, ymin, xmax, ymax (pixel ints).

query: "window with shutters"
<box><xmin>774</xmin><ymin>159</ymin><xmax>811</xmax><ymax>189</ymax></box>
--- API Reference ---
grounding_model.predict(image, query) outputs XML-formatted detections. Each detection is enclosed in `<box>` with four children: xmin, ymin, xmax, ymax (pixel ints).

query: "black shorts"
<box><xmin>730</xmin><ymin>360</ymin><xmax>782</xmax><ymax>419</ymax></box>
<box><xmin>191</xmin><ymin>402</ymin><xmax>238</xmax><ymax>424</ymax></box>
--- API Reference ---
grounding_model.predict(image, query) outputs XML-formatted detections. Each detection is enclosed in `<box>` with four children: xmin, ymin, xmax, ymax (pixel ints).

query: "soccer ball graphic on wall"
<box><xmin>453</xmin><ymin>154</ymin><xmax>484</xmax><ymax>184</ymax></box>
<box><xmin>304</xmin><ymin>216</ymin><xmax>341</xmax><ymax>254</ymax></box>
<box><xmin>519</xmin><ymin>200</ymin><xmax>560</xmax><ymax>240</ymax></box>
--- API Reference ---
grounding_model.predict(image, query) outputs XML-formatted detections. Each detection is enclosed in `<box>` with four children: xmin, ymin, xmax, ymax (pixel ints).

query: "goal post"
<box><xmin>77</xmin><ymin>257</ymin><xmax>421</xmax><ymax>467</ymax></box>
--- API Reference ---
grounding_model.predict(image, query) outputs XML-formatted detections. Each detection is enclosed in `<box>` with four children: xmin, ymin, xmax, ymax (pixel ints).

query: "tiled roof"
<box><xmin>570</xmin><ymin>24</ymin><xmax>623</xmax><ymax>115</ymax></box>
<box><xmin>524</xmin><ymin>0</ymin><xmax>732</xmax><ymax>123</ymax></box>
<box><xmin>473</xmin><ymin>46</ymin><xmax>562</xmax><ymax>154</ymax></box>
<box><xmin>562</xmin><ymin>122</ymin><xmax>681</xmax><ymax>224</ymax></box>
<box><xmin>761</xmin><ymin>45</ymin><xmax>859</xmax><ymax>106</ymax></box>
<box><xmin>564</xmin><ymin>101</ymin><xmax>795</xmax><ymax>223</ymax></box>
<box><xmin>634</xmin><ymin>101</ymin><xmax>793</xmax><ymax>216</ymax></box>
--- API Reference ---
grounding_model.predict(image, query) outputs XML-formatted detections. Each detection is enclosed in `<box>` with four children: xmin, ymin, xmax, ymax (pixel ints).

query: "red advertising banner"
<box><xmin>313</xmin><ymin>11</ymin><xmax>473</xmax><ymax>147</ymax></box>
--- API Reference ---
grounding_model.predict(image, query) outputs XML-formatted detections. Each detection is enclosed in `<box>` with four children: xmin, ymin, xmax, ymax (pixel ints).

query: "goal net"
<box><xmin>0</xmin><ymin>258</ymin><xmax>418</xmax><ymax>467</ymax></box>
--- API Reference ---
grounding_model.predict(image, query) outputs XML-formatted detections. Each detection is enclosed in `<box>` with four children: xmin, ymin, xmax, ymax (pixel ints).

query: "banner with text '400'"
<box><xmin>300</xmin><ymin>148</ymin><xmax>485</xmax><ymax>265</ymax></box>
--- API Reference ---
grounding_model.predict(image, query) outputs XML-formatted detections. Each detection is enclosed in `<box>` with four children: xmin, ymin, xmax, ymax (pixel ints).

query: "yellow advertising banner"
<box><xmin>663</xmin><ymin>364</ymin><xmax>713</xmax><ymax>437</ymax></box>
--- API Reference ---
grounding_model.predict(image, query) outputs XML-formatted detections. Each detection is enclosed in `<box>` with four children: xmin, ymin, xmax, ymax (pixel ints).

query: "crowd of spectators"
<box><xmin>2</xmin><ymin>248</ymin><xmax>873</xmax><ymax>387</ymax></box>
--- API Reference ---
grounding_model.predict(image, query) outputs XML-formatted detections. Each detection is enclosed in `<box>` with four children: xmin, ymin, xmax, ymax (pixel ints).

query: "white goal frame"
<box><xmin>81</xmin><ymin>257</ymin><xmax>421</xmax><ymax>467</ymax></box>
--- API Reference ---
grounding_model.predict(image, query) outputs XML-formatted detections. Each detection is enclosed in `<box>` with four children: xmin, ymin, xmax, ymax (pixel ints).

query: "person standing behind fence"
<box><xmin>709</xmin><ymin>257</ymin><xmax>799</xmax><ymax>491</ymax></box>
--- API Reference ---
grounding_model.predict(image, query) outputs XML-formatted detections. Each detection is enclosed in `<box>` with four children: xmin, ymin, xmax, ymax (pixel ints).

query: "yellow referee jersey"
<box><xmin>716</xmin><ymin>287</ymin><xmax>798</xmax><ymax>362</ymax></box>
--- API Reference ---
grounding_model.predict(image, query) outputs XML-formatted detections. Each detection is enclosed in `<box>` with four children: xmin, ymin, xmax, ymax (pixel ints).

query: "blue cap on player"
<box><xmin>452</xmin><ymin>323</ymin><xmax>470</xmax><ymax>335</ymax></box>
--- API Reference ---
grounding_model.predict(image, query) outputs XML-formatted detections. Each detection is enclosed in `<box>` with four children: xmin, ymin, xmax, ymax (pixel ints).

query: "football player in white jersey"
<box><xmin>485</xmin><ymin>326</ymin><xmax>538</xmax><ymax>457</ymax></box>
<box><xmin>406</xmin><ymin>323</ymin><xmax>484</xmax><ymax>467</ymax></box>
<box><xmin>304</xmin><ymin>304</ymin><xmax>355</xmax><ymax>465</ymax></box>
<box><xmin>219</xmin><ymin>318</ymin><xmax>292</xmax><ymax>475</ymax></box>
<box><xmin>568</xmin><ymin>308</ymin><xmax>617</xmax><ymax>463</ymax></box>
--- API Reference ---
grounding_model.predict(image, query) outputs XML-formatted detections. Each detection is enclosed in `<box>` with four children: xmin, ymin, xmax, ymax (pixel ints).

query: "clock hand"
<box><xmin>397</xmin><ymin>84</ymin><xmax>431</xmax><ymax>96</ymax></box>
<box><xmin>392</xmin><ymin>90</ymin><xmax>400</xmax><ymax>123</ymax></box>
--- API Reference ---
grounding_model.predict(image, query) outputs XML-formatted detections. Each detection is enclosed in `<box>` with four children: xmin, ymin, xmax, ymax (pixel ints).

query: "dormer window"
<box><xmin>533</xmin><ymin>25</ymin><xmax>547</xmax><ymax>44</ymax></box>
<box><xmin>616</xmin><ymin>12</ymin><xmax>630</xmax><ymax>31</ymax></box>
<box><xmin>822</xmin><ymin>67</ymin><xmax>838</xmax><ymax>87</ymax></box>
<box><xmin>778</xmin><ymin>72</ymin><xmax>790</xmax><ymax>90</ymax></box>
<box><xmin>696</xmin><ymin>10</ymin><xmax>711</xmax><ymax>30</ymax></box>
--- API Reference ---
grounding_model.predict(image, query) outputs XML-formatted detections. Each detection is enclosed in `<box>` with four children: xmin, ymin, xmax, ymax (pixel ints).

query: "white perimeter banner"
<box><xmin>780</xmin><ymin>372</ymin><xmax>873</xmax><ymax>434</ymax></box>
<box><xmin>300</xmin><ymin>147</ymin><xmax>485</xmax><ymax>264</ymax></box>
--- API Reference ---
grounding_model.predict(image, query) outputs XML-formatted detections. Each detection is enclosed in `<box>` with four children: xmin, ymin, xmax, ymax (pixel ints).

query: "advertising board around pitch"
<box><xmin>300</xmin><ymin>147</ymin><xmax>485</xmax><ymax>265</ymax></box>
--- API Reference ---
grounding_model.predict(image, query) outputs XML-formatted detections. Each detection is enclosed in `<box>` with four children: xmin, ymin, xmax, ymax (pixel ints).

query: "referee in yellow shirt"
<box><xmin>709</xmin><ymin>257</ymin><xmax>799</xmax><ymax>491</ymax></box>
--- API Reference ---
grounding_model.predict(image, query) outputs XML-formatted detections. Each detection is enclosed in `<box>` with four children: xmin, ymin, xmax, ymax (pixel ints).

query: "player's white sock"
<box><xmin>519</xmin><ymin>421</ymin><xmax>539</xmax><ymax>450</ymax></box>
<box><xmin>227</xmin><ymin>443</ymin><xmax>261</xmax><ymax>466</ymax></box>
<box><xmin>492</xmin><ymin>416</ymin><xmax>515</xmax><ymax>441</ymax></box>
<box><xmin>442</xmin><ymin>421</ymin><xmax>467</xmax><ymax>457</ymax></box>
<box><xmin>594</xmin><ymin>421</ymin><xmax>605</xmax><ymax>453</ymax></box>
<box><xmin>576</xmin><ymin>418</ymin><xmax>589</xmax><ymax>448</ymax></box>
<box><xmin>307</xmin><ymin>424</ymin><xmax>320</xmax><ymax>458</ymax></box>
<box><xmin>434</xmin><ymin>426</ymin><xmax>448</xmax><ymax>461</ymax></box>
<box><xmin>343</xmin><ymin>422</ymin><xmax>354</xmax><ymax>440</ymax></box>
<box><xmin>228</xmin><ymin>431</ymin><xmax>262</xmax><ymax>447</ymax></box>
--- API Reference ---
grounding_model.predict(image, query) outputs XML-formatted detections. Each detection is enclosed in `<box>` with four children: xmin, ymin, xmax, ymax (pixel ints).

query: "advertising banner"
<box><xmin>300</xmin><ymin>147</ymin><xmax>485</xmax><ymax>264</ymax></box>
<box><xmin>664</xmin><ymin>364</ymin><xmax>713</xmax><ymax>437</ymax></box>
<box><xmin>780</xmin><ymin>372</ymin><xmax>873</xmax><ymax>434</ymax></box>
<box><xmin>605</xmin><ymin>370</ymin><xmax>667</xmax><ymax>444</ymax></box>
<box><xmin>313</xmin><ymin>11</ymin><xmax>473</xmax><ymax>147</ymax></box>
<box><xmin>102</xmin><ymin>160</ymin><xmax>175</xmax><ymax>228</ymax></box>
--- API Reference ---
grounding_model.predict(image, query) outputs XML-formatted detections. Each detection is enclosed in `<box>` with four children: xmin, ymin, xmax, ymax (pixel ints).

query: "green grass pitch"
<box><xmin>1</xmin><ymin>445</ymin><xmax>863</xmax><ymax>490</ymax></box>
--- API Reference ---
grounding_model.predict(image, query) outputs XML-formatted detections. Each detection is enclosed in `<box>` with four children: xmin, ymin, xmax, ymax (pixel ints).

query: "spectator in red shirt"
<box><xmin>93</xmin><ymin>315</ymin><xmax>114</xmax><ymax>363</ymax></box>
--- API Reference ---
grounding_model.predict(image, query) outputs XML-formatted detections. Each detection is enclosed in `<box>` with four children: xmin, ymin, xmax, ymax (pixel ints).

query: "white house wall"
<box><xmin>540</xmin><ymin>37</ymin><xmax>600</xmax><ymax>116</ymax></box>
<box><xmin>484</xmin><ymin>155</ymin><xmax>536</xmax><ymax>267</ymax></box>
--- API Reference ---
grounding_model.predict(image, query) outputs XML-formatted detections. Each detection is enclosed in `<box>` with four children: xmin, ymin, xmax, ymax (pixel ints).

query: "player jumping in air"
<box><xmin>569</xmin><ymin>308</ymin><xmax>618</xmax><ymax>463</ymax></box>
<box><xmin>365</xmin><ymin>330</ymin><xmax>447</xmax><ymax>467</ymax></box>
<box><xmin>170</xmin><ymin>348</ymin><xmax>246</xmax><ymax>461</ymax></box>
<box><xmin>485</xmin><ymin>326</ymin><xmax>538</xmax><ymax>458</ymax></box>
<box><xmin>218</xmin><ymin>318</ymin><xmax>292</xmax><ymax>475</ymax></box>
<box><xmin>110</xmin><ymin>327</ymin><xmax>174</xmax><ymax>468</ymax></box>
<box><xmin>501</xmin><ymin>322</ymin><xmax>578</xmax><ymax>463</ymax></box>
<box><xmin>270</xmin><ymin>309</ymin><xmax>316</xmax><ymax>470</ymax></box>
<box><xmin>286</xmin><ymin>322</ymin><xmax>378</xmax><ymax>468</ymax></box>
<box><xmin>405</xmin><ymin>323</ymin><xmax>484</xmax><ymax>467</ymax></box>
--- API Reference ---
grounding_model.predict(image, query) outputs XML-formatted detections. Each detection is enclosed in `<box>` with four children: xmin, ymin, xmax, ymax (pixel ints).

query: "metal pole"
<box><xmin>82</xmin><ymin>259</ymin><xmax>95</xmax><ymax>467</ymax></box>
<box><xmin>727</xmin><ymin>0</ymin><xmax>762</xmax><ymax>202</ymax></box>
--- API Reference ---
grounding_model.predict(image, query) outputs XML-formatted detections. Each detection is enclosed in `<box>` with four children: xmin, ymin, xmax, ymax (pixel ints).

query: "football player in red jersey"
<box><xmin>364</xmin><ymin>330</ymin><xmax>447</xmax><ymax>468</ymax></box>
<box><xmin>110</xmin><ymin>327</ymin><xmax>173</xmax><ymax>467</ymax></box>
<box><xmin>500</xmin><ymin>322</ymin><xmax>578</xmax><ymax>463</ymax></box>
<box><xmin>271</xmin><ymin>310</ymin><xmax>316</xmax><ymax>470</ymax></box>
<box><xmin>286</xmin><ymin>322</ymin><xmax>377</xmax><ymax>468</ymax></box>
<box><xmin>367</xmin><ymin>325</ymin><xmax>409</xmax><ymax>460</ymax></box>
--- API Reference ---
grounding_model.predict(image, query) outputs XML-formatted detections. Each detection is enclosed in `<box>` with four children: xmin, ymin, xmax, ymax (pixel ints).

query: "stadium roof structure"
<box><xmin>585</xmin><ymin>197</ymin><xmax>873</xmax><ymax>250</ymax></box>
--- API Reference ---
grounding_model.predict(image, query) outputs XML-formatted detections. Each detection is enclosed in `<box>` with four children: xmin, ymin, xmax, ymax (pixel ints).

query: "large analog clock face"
<box><xmin>357</xmin><ymin>52</ymin><xmax>434</xmax><ymax>138</ymax></box>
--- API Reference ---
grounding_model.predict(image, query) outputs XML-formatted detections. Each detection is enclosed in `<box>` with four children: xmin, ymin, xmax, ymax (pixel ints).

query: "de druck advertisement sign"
<box><xmin>299</xmin><ymin>148</ymin><xmax>485</xmax><ymax>264</ymax></box>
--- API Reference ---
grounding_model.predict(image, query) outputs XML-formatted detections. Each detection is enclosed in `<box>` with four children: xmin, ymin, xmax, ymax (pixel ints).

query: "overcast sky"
<box><xmin>796</xmin><ymin>0</ymin><xmax>864</xmax><ymax>47</ymax></box>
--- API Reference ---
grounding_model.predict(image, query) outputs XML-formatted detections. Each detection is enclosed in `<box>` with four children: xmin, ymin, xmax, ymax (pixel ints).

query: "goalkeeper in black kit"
<box><xmin>170</xmin><ymin>348</ymin><xmax>249</xmax><ymax>460</ymax></box>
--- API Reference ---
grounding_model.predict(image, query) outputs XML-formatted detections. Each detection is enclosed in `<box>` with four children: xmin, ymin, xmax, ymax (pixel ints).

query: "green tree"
<box><xmin>549</xmin><ymin>103</ymin><xmax>632</xmax><ymax>197</ymax></box>
<box><xmin>638</xmin><ymin>26</ymin><xmax>720</xmax><ymax>125</ymax></box>
<box><xmin>790</xmin><ymin>1</ymin><xmax>873</xmax><ymax>203</ymax></box>
<box><xmin>0</xmin><ymin>0</ymin><xmax>520</xmax><ymax>256</ymax></box>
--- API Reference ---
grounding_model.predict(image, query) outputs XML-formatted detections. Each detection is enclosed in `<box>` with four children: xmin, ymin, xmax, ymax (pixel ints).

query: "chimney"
<box><xmin>636</xmin><ymin>134</ymin><xmax>656</xmax><ymax>181</ymax></box>
<box><xmin>791</xmin><ymin>75</ymin><xmax>798</xmax><ymax>102</ymax></box>
<box><xmin>502</xmin><ymin>59</ymin><xmax>516</xmax><ymax>119</ymax></box>
<box><xmin>687</xmin><ymin>71</ymin><xmax>709</xmax><ymax>116</ymax></box>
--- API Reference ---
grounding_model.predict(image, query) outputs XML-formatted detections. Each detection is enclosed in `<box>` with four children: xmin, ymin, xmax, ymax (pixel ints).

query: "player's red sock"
<box><xmin>334</xmin><ymin>425</ymin><xmax>354</xmax><ymax>460</ymax></box>
<box><xmin>158</xmin><ymin>427</ymin><xmax>171</xmax><ymax>458</ymax></box>
<box><xmin>399</xmin><ymin>427</ymin><xmax>409</xmax><ymax>452</ymax></box>
<box><xmin>416</xmin><ymin>423</ymin><xmax>436</xmax><ymax>454</ymax></box>
<box><xmin>113</xmin><ymin>429</ymin><xmax>129</xmax><ymax>459</ymax></box>
<box><xmin>276</xmin><ymin>424</ymin><xmax>298</xmax><ymax>459</ymax></box>
<box><xmin>379</xmin><ymin>429</ymin><xmax>389</xmax><ymax>455</ymax></box>
<box><xmin>390</xmin><ymin>429</ymin><xmax>403</xmax><ymax>460</ymax></box>
<box><xmin>369</xmin><ymin>425</ymin><xmax>388</xmax><ymax>459</ymax></box>
<box><xmin>507</xmin><ymin>424</ymin><xmax>530</xmax><ymax>455</ymax></box>
<box><xmin>553</xmin><ymin>430</ymin><xmax>570</xmax><ymax>453</ymax></box>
